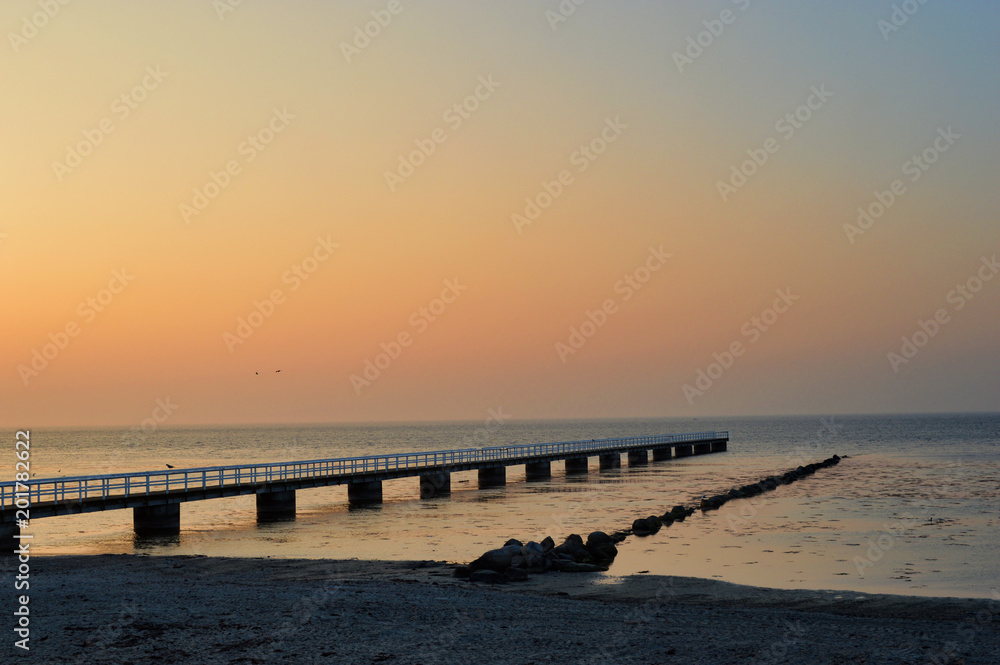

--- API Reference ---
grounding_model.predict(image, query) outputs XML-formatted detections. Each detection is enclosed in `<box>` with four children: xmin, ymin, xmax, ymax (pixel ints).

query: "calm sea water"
<box><xmin>15</xmin><ymin>414</ymin><xmax>1000</xmax><ymax>598</ymax></box>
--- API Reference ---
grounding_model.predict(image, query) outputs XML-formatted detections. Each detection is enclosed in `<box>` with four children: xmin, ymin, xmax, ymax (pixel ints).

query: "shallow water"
<box><xmin>14</xmin><ymin>414</ymin><xmax>1000</xmax><ymax>598</ymax></box>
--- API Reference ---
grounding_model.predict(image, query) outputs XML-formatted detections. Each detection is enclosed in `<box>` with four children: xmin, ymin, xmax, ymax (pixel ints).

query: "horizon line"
<box><xmin>11</xmin><ymin>409</ymin><xmax>999</xmax><ymax>430</ymax></box>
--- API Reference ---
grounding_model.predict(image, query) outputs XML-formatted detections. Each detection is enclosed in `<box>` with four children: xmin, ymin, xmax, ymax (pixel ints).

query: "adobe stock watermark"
<box><xmin>717</xmin><ymin>84</ymin><xmax>832</xmax><ymax>202</ymax></box>
<box><xmin>180</xmin><ymin>107</ymin><xmax>295</xmax><ymax>224</ymax></box>
<box><xmin>748</xmin><ymin>621</ymin><xmax>806</xmax><ymax>665</ymax></box>
<box><xmin>852</xmin><ymin>461</ymin><xmax>966</xmax><ymax>577</ymax></box>
<box><xmin>726</xmin><ymin>416</ymin><xmax>840</xmax><ymax>534</ymax></box>
<box><xmin>8</xmin><ymin>0</ymin><xmax>72</xmax><ymax>53</ymax></box>
<box><xmin>556</xmin><ymin>245</ymin><xmax>671</xmax><ymax>363</ymax></box>
<box><xmin>105</xmin><ymin>397</ymin><xmax>180</xmax><ymax>471</ymax></box>
<box><xmin>682</xmin><ymin>288</ymin><xmax>799</xmax><ymax>404</ymax></box>
<box><xmin>384</xmin><ymin>74</ymin><xmax>500</xmax><ymax>193</ymax></box>
<box><xmin>459</xmin><ymin>407</ymin><xmax>511</xmax><ymax>448</ymax></box>
<box><xmin>582</xmin><ymin>577</ymin><xmax>680</xmax><ymax>665</ymax></box>
<box><xmin>923</xmin><ymin>590</ymin><xmax>1000</xmax><ymax>665</ymax></box>
<box><xmin>545</xmin><ymin>0</ymin><xmax>588</xmax><ymax>31</ymax></box>
<box><xmin>843</xmin><ymin>126</ymin><xmax>959</xmax><ymax>244</ymax></box>
<box><xmin>350</xmin><ymin>278</ymin><xmax>467</xmax><ymax>394</ymax></box>
<box><xmin>17</xmin><ymin>268</ymin><xmax>135</xmax><ymax>386</ymax></box>
<box><xmin>673</xmin><ymin>0</ymin><xmax>752</xmax><ymax>74</ymax></box>
<box><xmin>785</xmin><ymin>416</ymin><xmax>841</xmax><ymax>468</ymax></box>
<box><xmin>887</xmin><ymin>253</ymin><xmax>998</xmax><ymax>373</ymax></box>
<box><xmin>51</xmin><ymin>65</ymin><xmax>169</xmax><ymax>182</ymax></box>
<box><xmin>511</xmin><ymin>116</ymin><xmax>627</xmax><ymax>234</ymax></box>
<box><xmin>213</xmin><ymin>0</ymin><xmax>245</xmax><ymax>21</ymax></box>
<box><xmin>223</xmin><ymin>236</ymin><xmax>339</xmax><ymax>352</ymax></box>
<box><xmin>877</xmin><ymin>0</ymin><xmax>931</xmax><ymax>42</ymax></box>
<box><xmin>340</xmin><ymin>0</ymin><xmax>405</xmax><ymax>63</ymax></box>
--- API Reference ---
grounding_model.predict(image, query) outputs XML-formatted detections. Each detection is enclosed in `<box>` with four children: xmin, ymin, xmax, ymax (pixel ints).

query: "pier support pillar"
<box><xmin>134</xmin><ymin>503</ymin><xmax>181</xmax><ymax>537</ymax></box>
<box><xmin>347</xmin><ymin>480</ymin><xmax>383</xmax><ymax>505</ymax></box>
<box><xmin>710</xmin><ymin>440</ymin><xmax>728</xmax><ymax>452</ymax></box>
<box><xmin>0</xmin><ymin>523</ymin><xmax>19</xmax><ymax>555</ymax></box>
<box><xmin>627</xmin><ymin>449</ymin><xmax>648</xmax><ymax>466</ymax></box>
<box><xmin>564</xmin><ymin>457</ymin><xmax>589</xmax><ymax>475</ymax></box>
<box><xmin>694</xmin><ymin>442</ymin><xmax>712</xmax><ymax>454</ymax></box>
<box><xmin>675</xmin><ymin>444</ymin><xmax>693</xmax><ymax>457</ymax></box>
<box><xmin>256</xmin><ymin>490</ymin><xmax>296</xmax><ymax>522</ymax></box>
<box><xmin>478</xmin><ymin>466</ymin><xmax>506</xmax><ymax>488</ymax></box>
<box><xmin>419</xmin><ymin>472</ymin><xmax>451</xmax><ymax>499</ymax></box>
<box><xmin>525</xmin><ymin>460</ymin><xmax>551</xmax><ymax>481</ymax></box>
<box><xmin>599</xmin><ymin>453</ymin><xmax>621</xmax><ymax>470</ymax></box>
<box><xmin>652</xmin><ymin>447</ymin><xmax>672</xmax><ymax>461</ymax></box>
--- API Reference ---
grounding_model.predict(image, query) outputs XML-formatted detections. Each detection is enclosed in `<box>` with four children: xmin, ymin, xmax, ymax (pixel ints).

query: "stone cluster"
<box><xmin>698</xmin><ymin>455</ymin><xmax>841</xmax><ymax>511</ymax></box>
<box><xmin>455</xmin><ymin>531</ymin><xmax>623</xmax><ymax>583</ymax></box>
<box><xmin>458</xmin><ymin>455</ymin><xmax>843</xmax><ymax>583</ymax></box>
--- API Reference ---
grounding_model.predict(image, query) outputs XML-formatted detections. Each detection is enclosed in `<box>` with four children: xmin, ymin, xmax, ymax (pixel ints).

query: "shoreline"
<box><xmin>9</xmin><ymin>554</ymin><xmax>999</xmax><ymax>664</ymax></box>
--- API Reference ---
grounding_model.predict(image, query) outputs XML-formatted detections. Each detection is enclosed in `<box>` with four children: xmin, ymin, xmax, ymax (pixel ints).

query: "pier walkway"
<box><xmin>0</xmin><ymin>431</ymin><xmax>727</xmax><ymax>543</ymax></box>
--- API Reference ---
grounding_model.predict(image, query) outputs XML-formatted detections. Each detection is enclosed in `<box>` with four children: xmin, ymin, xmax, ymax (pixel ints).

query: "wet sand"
<box><xmin>12</xmin><ymin>554</ymin><xmax>1000</xmax><ymax>664</ymax></box>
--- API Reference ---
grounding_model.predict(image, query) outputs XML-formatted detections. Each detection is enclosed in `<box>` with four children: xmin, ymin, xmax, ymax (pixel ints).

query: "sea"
<box><xmin>13</xmin><ymin>413</ymin><xmax>1000</xmax><ymax>599</ymax></box>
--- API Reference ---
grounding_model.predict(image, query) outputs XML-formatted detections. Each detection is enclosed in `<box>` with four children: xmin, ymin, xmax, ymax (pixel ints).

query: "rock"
<box><xmin>552</xmin><ymin>543</ymin><xmax>590</xmax><ymax>562</ymax></box>
<box><xmin>668</xmin><ymin>505</ymin><xmax>688</xmax><ymax>521</ymax></box>
<box><xmin>700</xmin><ymin>496</ymin><xmax>725</xmax><ymax>511</ymax></box>
<box><xmin>587</xmin><ymin>547</ymin><xmax>617</xmax><ymax>564</ymax></box>
<box><xmin>524</xmin><ymin>554</ymin><xmax>546</xmax><ymax>573</ymax></box>
<box><xmin>585</xmin><ymin>531</ymin><xmax>618</xmax><ymax>563</ymax></box>
<box><xmin>557</xmin><ymin>535</ymin><xmax>590</xmax><ymax>561</ymax></box>
<box><xmin>551</xmin><ymin>560</ymin><xmax>604</xmax><ymax>573</ymax></box>
<box><xmin>453</xmin><ymin>566</ymin><xmax>471</xmax><ymax>578</ymax></box>
<box><xmin>632</xmin><ymin>517</ymin><xmax>661</xmax><ymax>536</ymax></box>
<box><xmin>586</xmin><ymin>531</ymin><xmax>614</xmax><ymax>548</ymax></box>
<box><xmin>610</xmin><ymin>531</ymin><xmax>630</xmax><ymax>542</ymax></box>
<box><xmin>541</xmin><ymin>536</ymin><xmax>555</xmax><ymax>552</ymax></box>
<box><xmin>510</xmin><ymin>555</ymin><xmax>525</xmax><ymax>569</ymax></box>
<box><xmin>524</xmin><ymin>541</ymin><xmax>544</xmax><ymax>556</ymax></box>
<box><xmin>468</xmin><ymin>569</ymin><xmax>506</xmax><ymax>584</ymax></box>
<box><xmin>832</xmin><ymin>454</ymin><xmax>841</xmax><ymax>463</ymax></box>
<box><xmin>632</xmin><ymin>518</ymin><xmax>652</xmax><ymax>536</ymax></box>
<box><xmin>503</xmin><ymin>567</ymin><xmax>530</xmax><ymax>582</ymax></box>
<box><xmin>503</xmin><ymin>538</ymin><xmax>523</xmax><ymax>548</ymax></box>
<box><xmin>469</xmin><ymin>545</ymin><xmax>521</xmax><ymax>572</ymax></box>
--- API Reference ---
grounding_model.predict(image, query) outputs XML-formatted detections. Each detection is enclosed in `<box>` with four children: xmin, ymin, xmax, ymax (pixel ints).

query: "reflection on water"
<box><xmin>24</xmin><ymin>414</ymin><xmax>1000</xmax><ymax>598</ymax></box>
<box><xmin>133</xmin><ymin>534</ymin><xmax>180</xmax><ymax>549</ymax></box>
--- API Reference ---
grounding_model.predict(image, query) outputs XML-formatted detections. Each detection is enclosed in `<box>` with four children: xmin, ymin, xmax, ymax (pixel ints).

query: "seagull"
<box><xmin>275</xmin><ymin>370</ymin><xmax>281</xmax><ymax>373</ymax></box>
<box><xmin>166</xmin><ymin>464</ymin><xmax>175</xmax><ymax>469</ymax></box>
<box><xmin>255</xmin><ymin>372</ymin><xmax>259</xmax><ymax>375</ymax></box>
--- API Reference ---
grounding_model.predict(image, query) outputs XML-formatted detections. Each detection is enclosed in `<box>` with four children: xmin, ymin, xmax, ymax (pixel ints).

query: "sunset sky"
<box><xmin>3</xmin><ymin>1</ymin><xmax>998</xmax><ymax>426</ymax></box>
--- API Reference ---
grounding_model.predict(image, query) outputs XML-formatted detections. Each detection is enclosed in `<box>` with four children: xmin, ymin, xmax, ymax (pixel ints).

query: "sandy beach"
<box><xmin>12</xmin><ymin>554</ymin><xmax>998</xmax><ymax>664</ymax></box>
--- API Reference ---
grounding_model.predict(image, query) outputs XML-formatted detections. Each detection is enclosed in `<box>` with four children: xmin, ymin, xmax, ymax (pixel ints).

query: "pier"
<box><xmin>0</xmin><ymin>431</ymin><xmax>727</xmax><ymax>546</ymax></box>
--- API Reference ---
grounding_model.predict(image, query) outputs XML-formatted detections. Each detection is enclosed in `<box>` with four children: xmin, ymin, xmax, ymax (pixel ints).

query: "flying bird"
<box><xmin>275</xmin><ymin>370</ymin><xmax>281</xmax><ymax>373</ymax></box>
<box><xmin>166</xmin><ymin>464</ymin><xmax>175</xmax><ymax>469</ymax></box>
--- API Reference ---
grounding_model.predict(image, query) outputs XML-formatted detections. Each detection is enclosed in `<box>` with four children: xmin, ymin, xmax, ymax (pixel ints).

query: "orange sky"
<box><xmin>3</xmin><ymin>1</ymin><xmax>998</xmax><ymax>426</ymax></box>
